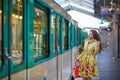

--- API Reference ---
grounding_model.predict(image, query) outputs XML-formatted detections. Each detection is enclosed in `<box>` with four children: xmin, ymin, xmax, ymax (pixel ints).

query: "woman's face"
<box><xmin>88</xmin><ymin>31</ymin><xmax>94</xmax><ymax>39</ymax></box>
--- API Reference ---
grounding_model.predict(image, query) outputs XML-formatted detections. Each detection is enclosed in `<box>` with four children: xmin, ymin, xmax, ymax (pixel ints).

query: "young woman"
<box><xmin>77</xmin><ymin>30</ymin><xmax>102</xmax><ymax>80</ymax></box>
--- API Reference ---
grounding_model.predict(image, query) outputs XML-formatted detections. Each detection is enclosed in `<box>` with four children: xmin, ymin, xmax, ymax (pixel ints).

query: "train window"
<box><xmin>78</xmin><ymin>29</ymin><xmax>80</xmax><ymax>45</ymax></box>
<box><xmin>12</xmin><ymin>0</ymin><xmax>23</xmax><ymax>65</ymax></box>
<box><xmin>0</xmin><ymin>0</ymin><xmax>2</xmax><ymax>68</ymax></box>
<box><xmin>52</xmin><ymin>16</ymin><xmax>57</xmax><ymax>53</ymax></box>
<box><xmin>75</xmin><ymin>26</ymin><xmax>77</xmax><ymax>46</ymax></box>
<box><xmin>57</xmin><ymin>18</ymin><xmax>61</xmax><ymax>51</ymax></box>
<box><xmin>52</xmin><ymin>16</ymin><xmax>61</xmax><ymax>53</ymax></box>
<box><xmin>70</xmin><ymin>23</ymin><xmax>72</xmax><ymax>47</ymax></box>
<box><xmin>64</xmin><ymin>21</ymin><xmax>68</xmax><ymax>50</ymax></box>
<box><xmin>76</xmin><ymin>27</ymin><xmax>79</xmax><ymax>46</ymax></box>
<box><xmin>34</xmin><ymin>7</ymin><xmax>48</xmax><ymax>60</ymax></box>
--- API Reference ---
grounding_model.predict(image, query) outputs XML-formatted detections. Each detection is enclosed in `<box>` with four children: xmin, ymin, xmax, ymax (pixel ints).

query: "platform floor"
<box><xmin>74</xmin><ymin>48</ymin><xmax>120</xmax><ymax>80</ymax></box>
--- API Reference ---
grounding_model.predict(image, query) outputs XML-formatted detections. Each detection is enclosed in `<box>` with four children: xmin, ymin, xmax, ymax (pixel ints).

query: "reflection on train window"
<box><xmin>52</xmin><ymin>16</ymin><xmax>57</xmax><ymax>53</ymax></box>
<box><xmin>0</xmin><ymin>1</ymin><xmax>2</xmax><ymax>68</ymax></box>
<box><xmin>64</xmin><ymin>21</ymin><xmax>68</xmax><ymax>50</ymax></box>
<box><xmin>75</xmin><ymin>26</ymin><xmax>77</xmax><ymax>45</ymax></box>
<box><xmin>12</xmin><ymin>0</ymin><xmax>23</xmax><ymax>65</ymax></box>
<box><xmin>70</xmin><ymin>24</ymin><xmax>72</xmax><ymax>47</ymax></box>
<box><xmin>34</xmin><ymin>7</ymin><xmax>48</xmax><ymax>60</ymax></box>
<box><xmin>78</xmin><ymin>29</ymin><xmax>81</xmax><ymax>45</ymax></box>
<box><xmin>74</xmin><ymin>26</ymin><xmax>76</xmax><ymax>46</ymax></box>
<box><xmin>57</xmin><ymin>18</ymin><xmax>61</xmax><ymax>51</ymax></box>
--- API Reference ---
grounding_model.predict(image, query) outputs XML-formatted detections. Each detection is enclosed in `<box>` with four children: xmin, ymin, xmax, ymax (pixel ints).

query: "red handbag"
<box><xmin>73</xmin><ymin>67</ymin><xmax>80</xmax><ymax>78</ymax></box>
<box><xmin>73</xmin><ymin>60</ymin><xmax>80</xmax><ymax>78</ymax></box>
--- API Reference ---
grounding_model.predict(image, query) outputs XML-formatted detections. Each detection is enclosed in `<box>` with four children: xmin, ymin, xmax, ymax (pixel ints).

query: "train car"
<box><xmin>0</xmin><ymin>0</ymin><xmax>87</xmax><ymax>80</ymax></box>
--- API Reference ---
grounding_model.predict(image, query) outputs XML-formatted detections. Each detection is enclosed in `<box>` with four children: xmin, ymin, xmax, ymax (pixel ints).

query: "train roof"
<box><xmin>71</xmin><ymin>20</ymin><xmax>78</xmax><ymax>27</ymax></box>
<box><xmin>43</xmin><ymin>0</ymin><xmax>72</xmax><ymax>21</ymax></box>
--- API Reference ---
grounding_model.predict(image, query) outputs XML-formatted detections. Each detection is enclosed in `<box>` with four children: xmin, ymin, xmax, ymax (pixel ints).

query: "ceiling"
<box><xmin>54</xmin><ymin>0</ymin><xmax>95</xmax><ymax>16</ymax></box>
<box><xmin>54</xmin><ymin>0</ymin><xmax>120</xmax><ymax>22</ymax></box>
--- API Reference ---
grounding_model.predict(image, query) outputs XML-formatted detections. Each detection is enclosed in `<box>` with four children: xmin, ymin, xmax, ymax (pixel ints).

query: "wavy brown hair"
<box><xmin>90</xmin><ymin>30</ymin><xmax>102</xmax><ymax>52</ymax></box>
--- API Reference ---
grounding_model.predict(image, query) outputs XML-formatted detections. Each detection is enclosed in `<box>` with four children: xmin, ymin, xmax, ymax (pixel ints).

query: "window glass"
<box><xmin>57</xmin><ymin>18</ymin><xmax>61</xmax><ymax>51</ymax></box>
<box><xmin>64</xmin><ymin>21</ymin><xmax>68</xmax><ymax>50</ymax></box>
<box><xmin>12</xmin><ymin>0</ymin><xmax>23</xmax><ymax>65</ymax></box>
<box><xmin>52</xmin><ymin>16</ymin><xmax>57</xmax><ymax>53</ymax></box>
<box><xmin>34</xmin><ymin>7</ymin><xmax>48</xmax><ymax>60</ymax></box>
<box><xmin>75</xmin><ymin>26</ymin><xmax>77</xmax><ymax>46</ymax></box>
<box><xmin>76</xmin><ymin>27</ymin><xmax>79</xmax><ymax>46</ymax></box>
<box><xmin>70</xmin><ymin>24</ymin><xmax>72</xmax><ymax>47</ymax></box>
<box><xmin>0</xmin><ymin>0</ymin><xmax>2</xmax><ymax>67</ymax></box>
<box><xmin>78</xmin><ymin>29</ymin><xmax>80</xmax><ymax>45</ymax></box>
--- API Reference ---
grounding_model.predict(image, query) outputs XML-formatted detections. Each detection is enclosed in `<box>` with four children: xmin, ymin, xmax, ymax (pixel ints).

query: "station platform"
<box><xmin>74</xmin><ymin>48</ymin><xmax>120</xmax><ymax>80</ymax></box>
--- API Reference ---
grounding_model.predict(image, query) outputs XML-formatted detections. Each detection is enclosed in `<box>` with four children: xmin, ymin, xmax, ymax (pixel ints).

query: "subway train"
<box><xmin>0</xmin><ymin>0</ymin><xmax>88</xmax><ymax>80</ymax></box>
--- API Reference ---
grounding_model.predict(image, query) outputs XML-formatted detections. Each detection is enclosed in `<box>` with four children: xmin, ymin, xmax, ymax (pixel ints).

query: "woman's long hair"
<box><xmin>90</xmin><ymin>30</ymin><xmax>102</xmax><ymax>52</ymax></box>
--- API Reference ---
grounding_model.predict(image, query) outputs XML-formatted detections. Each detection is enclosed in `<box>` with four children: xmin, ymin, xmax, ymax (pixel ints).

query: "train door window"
<box><xmin>34</xmin><ymin>7</ymin><xmax>48</xmax><ymax>60</ymax></box>
<box><xmin>76</xmin><ymin>27</ymin><xmax>79</xmax><ymax>46</ymax></box>
<box><xmin>52</xmin><ymin>15</ymin><xmax>57</xmax><ymax>53</ymax></box>
<box><xmin>52</xmin><ymin>15</ymin><xmax>61</xmax><ymax>53</ymax></box>
<box><xmin>75</xmin><ymin>26</ymin><xmax>77</xmax><ymax>46</ymax></box>
<box><xmin>79</xmin><ymin>29</ymin><xmax>82</xmax><ymax>44</ymax></box>
<box><xmin>70</xmin><ymin>23</ymin><xmax>72</xmax><ymax>47</ymax></box>
<box><xmin>57</xmin><ymin>17</ymin><xmax>61</xmax><ymax>51</ymax></box>
<box><xmin>11</xmin><ymin>0</ymin><xmax>23</xmax><ymax>65</ymax></box>
<box><xmin>73</xmin><ymin>25</ymin><xmax>75</xmax><ymax>46</ymax></box>
<box><xmin>0</xmin><ymin>0</ymin><xmax>2</xmax><ymax>68</ymax></box>
<box><xmin>63</xmin><ymin>20</ymin><xmax>68</xmax><ymax>50</ymax></box>
<box><xmin>78</xmin><ymin>29</ymin><xmax>80</xmax><ymax>45</ymax></box>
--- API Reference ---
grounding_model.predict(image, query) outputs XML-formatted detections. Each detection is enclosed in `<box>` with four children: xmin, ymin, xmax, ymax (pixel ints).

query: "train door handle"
<box><xmin>56</xmin><ymin>43</ymin><xmax>60</xmax><ymax>51</ymax></box>
<box><xmin>57</xmin><ymin>45</ymin><xmax>60</xmax><ymax>51</ymax></box>
<box><xmin>6</xmin><ymin>53</ymin><xmax>12</xmax><ymax>60</ymax></box>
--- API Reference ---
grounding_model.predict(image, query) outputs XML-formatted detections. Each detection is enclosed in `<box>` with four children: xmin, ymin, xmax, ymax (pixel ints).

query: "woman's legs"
<box><xmin>86</xmin><ymin>77</ymin><xmax>92</xmax><ymax>80</ymax></box>
<box><xmin>82</xmin><ymin>77</ymin><xmax>87</xmax><ymax>80</ymax></box>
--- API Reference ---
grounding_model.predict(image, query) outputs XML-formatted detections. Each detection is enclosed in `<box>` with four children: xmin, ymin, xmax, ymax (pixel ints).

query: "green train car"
<box><xmin>0</xmin><ymin>0</ymin><xmax>88</xmax><ymax>80</ymax></box>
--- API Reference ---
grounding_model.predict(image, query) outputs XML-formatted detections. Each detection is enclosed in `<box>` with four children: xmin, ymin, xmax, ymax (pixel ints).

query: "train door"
<box><xmin>56</xmin><ymin>15</ymin><xmax>62</xmax><ymax>80</ymax></box>
<box><xmin>52</xmin><ymin>13</ymin><xmax>62</xmax><ymax>80</ymax></box>
<box><xmin>69</xmin><ymin>23</ymin><xmax>73</xmax><ymax>78</ymax></box>
<box><xmin>70</xmin><ymin>23</ymin><xmax>73</xmax><ymax>49</ymax></box>
<box><xmin>0</xmin><ymin>0</ymin><xmax>26</xmax><ymax>79</ymax></box>
<box><xmin>70</xmin><ymin>23</ymin><xmax>75</xmax><ymax>78</ymax></box>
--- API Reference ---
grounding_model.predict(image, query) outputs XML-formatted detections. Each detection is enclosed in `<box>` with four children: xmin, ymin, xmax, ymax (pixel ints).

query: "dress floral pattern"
<box><xmin>77</xmin><ymin>39</ymin><xmax>100</xmax><ymax>78</ymax></box>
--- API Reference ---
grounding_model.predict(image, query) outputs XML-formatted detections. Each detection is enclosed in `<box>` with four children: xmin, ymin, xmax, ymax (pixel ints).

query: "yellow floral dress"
<box><xmin>77</xmin><ymin>39</ymin><xmax>100</xmax><ymax>78</ymax></box>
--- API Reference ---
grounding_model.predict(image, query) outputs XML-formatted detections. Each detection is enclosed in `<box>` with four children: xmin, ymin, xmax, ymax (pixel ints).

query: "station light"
<box><xmin>106</xmin><ymin>27</ymin><xmax>112</xmax><ymax>32</ymax></box>
<box><xmin>100</xmin><ymin>27</ymin><xmax>112</xmax><ymax>32</ymax></box>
